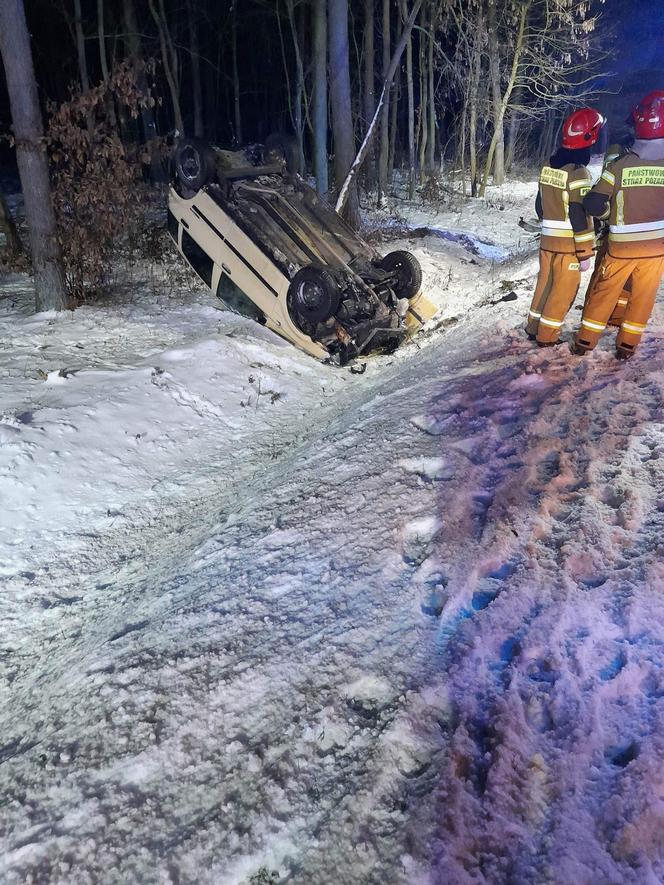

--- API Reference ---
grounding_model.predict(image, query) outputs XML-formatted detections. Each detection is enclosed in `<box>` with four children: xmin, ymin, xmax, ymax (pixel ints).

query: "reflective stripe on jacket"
<box><xmin>538</xmin><ymin>163</ymin><xmax>595</xmax><ymax>259</ymax></box>
<box><xmin>587</xmin><ymin>154</ymin><xmax>664</xmax><ymax>258</ymax></box>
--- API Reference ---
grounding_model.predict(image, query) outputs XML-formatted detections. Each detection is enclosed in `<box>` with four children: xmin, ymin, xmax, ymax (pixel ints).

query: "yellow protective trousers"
<box><xmin>584</xmin><ymin>237</ymin><xmax>631</xmax><ymax>328</ymax></box>
<box><xmin>576</xmin><ymin>255</ymin><xmax>664</xmax><ymax>355</ymax></box>
<box><xmin>526</xmin><ymin>250</ymin><xmax>581</xmax><ymax>343</ymax></box>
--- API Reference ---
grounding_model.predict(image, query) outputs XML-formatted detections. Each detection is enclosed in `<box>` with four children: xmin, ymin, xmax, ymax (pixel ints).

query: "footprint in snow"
<box><xmin>471</xmin><ymin>580</ymin><xmax>503</xmax><ymax>611</ymax></box>
<box><xmin>527</xmin><ymin>657</ymin><xmax>558</xmax><ymax>684</ymax></box>
<box><xmin>487</xmin><ymin>560</ymin><xmax>519</xmax><ymax>580</ymax></box>
<box><xmin>471</xmin><ymin>491</ymin><xmax>494</xmax><ymax>533</ymax></box>
<box><xmin>471</xmin><ymin>588</ymin><xmax>498</xmax><ymax>611</ymax></box>
<box><xmin>499</xmin><ymin>635</ymin><xmax>521</xmax><ymax>664</ymax></box>
<box><xmin>599</xmin><ymin>650</ymin><xmax>627</xmax><ymax>682</ymax></box>
<box><xmin>606</xmin><ymin>740</ymin><xmax>639</xmax><ymax>768</ymax></box>
<box><xmin>419</xmin><ymin>570</ymin><xmax>449</xmax><ymax>617</ymax></box>
<box><xmin>469</xmin><ymin>560</ymin><xmax>519</xmax><ymax>611</ymax></box>
<box><xmin>579</xmin><ymin>575</ymin><xmax>608</xmax><ymax>589</ymax></box>
<box><xmin>421</xmin><ymin>587</ymin><xmax>447</xmax><ymax>617</ymax></box>
<box><xmin>537</xmin><ymin>451</ymin><xmax>561</xmax><ymax>484</ymax></box>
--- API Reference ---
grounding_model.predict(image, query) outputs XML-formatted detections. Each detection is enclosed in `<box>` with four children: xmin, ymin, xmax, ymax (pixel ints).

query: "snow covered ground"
<box><xmin>3</xmin><ymin>177</ymin><xmax>664</xmax><ymax>884</ymax></box>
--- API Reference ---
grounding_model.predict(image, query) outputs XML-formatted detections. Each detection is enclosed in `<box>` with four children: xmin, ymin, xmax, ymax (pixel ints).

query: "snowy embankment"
<box><xmin>2</xmin><ymin>179</ymin><xmax>664</xmax><ymax>884</ymax></box>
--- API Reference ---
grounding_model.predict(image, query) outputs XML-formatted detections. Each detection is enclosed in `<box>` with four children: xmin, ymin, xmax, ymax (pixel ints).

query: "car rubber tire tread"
<box><xmin>287</xmin><ymin>265</ymin><xmax>341</xmax><ymax>329</ymax></box>
<box><xmin>173</xmin><ymin>138</ymin><xmax>216</xmax><ymax>194</ymax></box>
<box><xmin>378</xmin><ymin>250</ymin><xmax>422</xmax><ymax>300</ymax></box>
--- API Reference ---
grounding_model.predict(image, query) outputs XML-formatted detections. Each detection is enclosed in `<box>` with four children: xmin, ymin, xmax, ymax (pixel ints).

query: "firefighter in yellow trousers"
<box><xmin>573</xmin><ymin>91</ymin><xmax>664</xmax><ymax>360</ymax></box>
<box><xmin>527</xmin><ymin>108</ymin><xmax>604</xmax><ymax>345</ymax></box>
<box><xmin>583</xmin><ymin>137</ymin><xmax>634</xmax><ymax>327</ymax></box>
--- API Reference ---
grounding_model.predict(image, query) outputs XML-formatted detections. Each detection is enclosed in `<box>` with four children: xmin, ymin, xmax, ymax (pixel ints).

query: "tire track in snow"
<box><xmin>4</xmin><ymin>313</ymin><xmax>664</xmax><ymax>883</ymax></box>
<box><xmin>419</xmin><ymin>335</ymin><xmax>664</xmax><ymax>884</ymax></box>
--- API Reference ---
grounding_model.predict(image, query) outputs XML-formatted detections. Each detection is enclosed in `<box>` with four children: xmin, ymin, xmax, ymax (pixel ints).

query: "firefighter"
<box><xmin>582</xmin><ymin>125</ymin><xmax>636</xmax><ymax>327</ymax></box>
<box><xmin>573</xmin><ymin>91</ymin><xmax>664</xmax><ymax>360</ymax></box>
<box><xmin>526</xmin><ymin>108</ymin><xmax>604</xmax><ymax>345</ymax></box>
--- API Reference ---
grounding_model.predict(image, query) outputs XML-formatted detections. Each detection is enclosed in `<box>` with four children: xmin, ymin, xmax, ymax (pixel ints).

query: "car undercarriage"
<box><xmin>169</xmin><ymin>137</ymin><xmax>436</xmax><ymax>363</ymax></box>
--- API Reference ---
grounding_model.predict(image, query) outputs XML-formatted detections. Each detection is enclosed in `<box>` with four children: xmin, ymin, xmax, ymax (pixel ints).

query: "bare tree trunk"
<box><xmin>401</xmin><ymin>0</ymin><xmax>415</xmax><ymax>198</ymax></box>
<box><xmin>426</xmin><ymin>7</ymin><xmax>435</xmax><ymax>172</ymax></box>
<box><xmin>0</xmin><ymin>186</ymin><xmax>22</xmax><ymax>259</ymax></box>
<box><xmin>148</xmin><ymin>0</ymin><xmax>183</xmax><ymax>134</ymax></box>
<box><xmin>336</xmin><ymin>0</ymin><xmax>424</xmax><ymax>214</ymax></box>
<box><xmin>545</xmin><ymin>115</ymin><xmax>562</xmax><ymax>165</ymax></box>
<box><xmin>460</xmin><ymin>101</ymin><xmax>467</xmax><ymax>196</ymax></box>
<box><xmin>96</xmin><ymin>0</ymin><xmax>120</xmax><ymax>131</ymax></box>
<box><xmin>207</xmin><ymin>36</ymin><xmax>220</xmax><ymax>142</ymax></box>
<box><xmin>539</xmin><ymin>111</ymin><xmax>557</xmax><ymax>166</ymax></box>
<box><xmin>539</xmin><ymin>116</ymin><xmax>550</xmax><ymax>167</ymax></box>
<box><xmin>97</xmin><ymin>0</ymin><xmax>109</xmax><ymax>81</ymax></box>
<box><xmin>388</xmin><ymin>58</ymin><xmax>399</xmax><ymax>180</ymax></box>
<box><xmin>362</xmin><ymin>0</ymin><xmax>376</xmax><ymax>188</ymax></box>
<box><xmin>123</xmin><ymin>0</ymin><xmax>161</xmax><ymax>178</ymax></box>
<box><xmin>312</xmin><ymin>0</ymin><xmax>328</xmax><ymax>194</ymax></box>
<box><xmin>286</xmin><ymin>0</ymin><xmax>306</xmax><ymax>173</ymax></box>
<box><xmin>486</xmin><ymin>0</ymin><xmax>505</xmax><ymax>186</ymax></box>
<box><xmin>468</xmin><ymin>11</ymin><xmax>482</xmax><ymax>196</ymax></box>
<box><xmin>276</xmin><ymin>1</ymin><xmax>294</xmax><ymax>133</ymax></box>
<box><xmin>74</xmin><ymin>0</ymin><xmax>90</xmax><ymax>92</ymax></box>
<box><xmin>188</xmin><ymin>0</ymin><xmax>204</xmax><ymax>137</ymax></box>
<box><xmin>377</xmin><ymin>0</ymin><xmax>390</xmax><ymax>201</ymax></box>
<box><xmin>231</xmin><ymin>0</ymin><xmax>242</xmax><ymax>144</ymax></box>
<box><xmin>329</xmin><ymin>0</ymin><xmax>360</xmax><ymax>227</ymax></box>
<box><xmin>505</xmin><ymin>95</ymin><xmax>522</xmax><ymax>173</ymax></box>
<box><xmin>417</xmin><ymin>4</ymin><xmax>427</xmax><ymax>185</ymax></box>
<box><xmin>0</xmin><ymin>0</ymin><xmax>66</xmax><ymax>311</ymax></box>
<box><xmin>479</xmin><ymin>2</ymin><xmax>528</xmax><ymax>196</ymax></box>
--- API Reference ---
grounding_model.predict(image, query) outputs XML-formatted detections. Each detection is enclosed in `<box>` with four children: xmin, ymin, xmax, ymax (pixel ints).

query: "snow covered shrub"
<box><xmin>419</xmin><ymin>173</ymin><xmax>457</xmax><ymax>207</ymax></box>
<box><xmin>47</xmin><ymin>62</ymin><xmax>162</xmax><ymax>303</ymax></box>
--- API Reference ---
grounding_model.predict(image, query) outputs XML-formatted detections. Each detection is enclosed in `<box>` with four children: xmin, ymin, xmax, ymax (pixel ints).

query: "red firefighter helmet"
<box><xmin>632</xmin><ymin>91</ymin><xmax>664</xmax><ymax>139</ymax></box>
<box><xmin>561</xmin><ymin>108</ymin><xmax>605</xmax><ymax>149</ymax></box>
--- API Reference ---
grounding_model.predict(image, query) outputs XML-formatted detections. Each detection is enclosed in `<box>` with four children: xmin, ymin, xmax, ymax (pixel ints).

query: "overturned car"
<box><xmin>167</xmin><ymin>136</ymin><xmax>436</xmax><ymax>364</ymax></box>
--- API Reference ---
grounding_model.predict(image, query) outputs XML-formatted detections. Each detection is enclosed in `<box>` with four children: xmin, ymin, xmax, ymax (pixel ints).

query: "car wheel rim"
<box><xmin>297</xmin><ymin>280</ymin><xmax>325</xmax><ymax>311</ymax></box>
<box><xmin>180</xmin><ymin>146</ymin><xmax>201</xmax><ymax>182</ymax></box>
<box><xmin>392</xmin><ymin>261</ymin><xmax>408</xmax><ymax>288</ymax></box>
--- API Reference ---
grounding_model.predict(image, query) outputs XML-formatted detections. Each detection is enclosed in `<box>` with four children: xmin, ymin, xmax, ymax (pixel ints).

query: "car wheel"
<box><xmin>173</xmin><ymin>138</ymin><xmax>216</xmax><ymax>194</ymax></box>
<box><xmin>288</xmin><ymin>265</ymin><xmax>341</xmax><ymax>329</ymax></box>
<box><xmin>264</xmin><ymin>132</ymin><xmax>300</xmax><ymax>175</ymax></box>
<box><xmin>378</xmin><ymin>250</ymin><xmax>422</xmax><ymax>300</ymax></box>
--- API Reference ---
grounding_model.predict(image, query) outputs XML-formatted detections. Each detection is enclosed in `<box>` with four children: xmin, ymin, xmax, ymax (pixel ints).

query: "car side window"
<box><xmin>216</xmin><ymin>273</ymin><xmax>265</xmax><ymax>323</ymax></box>
<box><xmin>182</xmin><ymin>230</ymin><xmax>213</xmax><ymax>287</ymax></box>
<box><xmin>167</xmin><ymin>209</ymin><xmax>179</xmax><ymax>243</ymax></box>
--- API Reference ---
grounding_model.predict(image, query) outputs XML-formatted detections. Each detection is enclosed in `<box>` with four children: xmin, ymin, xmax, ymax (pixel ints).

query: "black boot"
<box><xmin>569</xmin><ymin>341</ymin><xmax>589</xmax><ymax>356</ymax></box>
<box><xmin>616</xmin><ymin>345</ymin><xmax>635</xmax><ymax>361</ymax></box>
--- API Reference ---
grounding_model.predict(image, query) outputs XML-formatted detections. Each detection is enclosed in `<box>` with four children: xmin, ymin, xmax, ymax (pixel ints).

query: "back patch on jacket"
<box><xmin>621</xmin><ymin>166</ymin><xmax>664</xmax><ymax>187</ymax></box>
<box><xmin>540</xmin><ymin>167</ymin><xmax>568</xmax><ymax>189</ymax></box>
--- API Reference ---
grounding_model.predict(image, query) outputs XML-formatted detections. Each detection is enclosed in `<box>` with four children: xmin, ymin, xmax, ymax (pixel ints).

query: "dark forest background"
<box><xmin>0</xmin><ymin>0</ymin><xmax>663</xmax><ymax>310</ymax></box>
<box><xmin>2</xmin><ymin>0</ymin><xmax>664</xmax><ymax>198</ymax></box>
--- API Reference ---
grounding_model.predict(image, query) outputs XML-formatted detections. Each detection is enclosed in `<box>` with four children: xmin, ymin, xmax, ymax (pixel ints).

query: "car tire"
<box><xmin>264</xmin><ymin>132</ymin><xmax>300</xmax><ymax>175</ymax></box>
<box><xmin>173</xmin><ymin>138</ymin><xmax>216</xmax><ymax>194</ymax></box>
<box><xmin>288</xmin><ymin>265</ymin><xmax>341</xmax><ymax>329</ymax></box>
<box><xmin>378</xmin><ymin>250</ymin><xmax>422</xmax><ymax>300</ymax></box>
